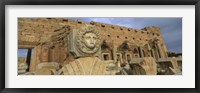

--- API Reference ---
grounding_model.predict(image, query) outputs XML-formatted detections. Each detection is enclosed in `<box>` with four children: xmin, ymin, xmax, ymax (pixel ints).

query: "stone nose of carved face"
<box><xmin>90</xmin><ymin>38</ymin><xmax>95</xmax><ymax>44</ymax></box>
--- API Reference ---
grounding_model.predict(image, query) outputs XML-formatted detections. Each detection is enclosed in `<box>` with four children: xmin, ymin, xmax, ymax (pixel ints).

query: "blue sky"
<box><xmin>18</xmin><ymin>18</ymin><xmax>182</xmax><ymax>57</ymax></box>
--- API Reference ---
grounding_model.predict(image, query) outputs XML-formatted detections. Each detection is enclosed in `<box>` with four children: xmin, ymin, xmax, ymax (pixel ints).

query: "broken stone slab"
<box><xmin>130</xmin><ymin>58</ymin><xmax>144</xmax><ymax>64</ymax></box>
<box><xmin>176</xmin><ymin>57</ymin><xmax>182</xmax><ymax>72</ymax></box>
<box><xmin>19</xmin><ymin>72</ymin><xmax>35</xmax><ymax>75</ymax></box>
<box><xmin>129</xmin><ymin>57</ymin><xmax>157</xmax><ymax>75</ymax></box>
<box><xmin>36</xmin><ymin>62</ymin><xmax>60</xmax><ymax>70</ymax></box>
<box><xmin>169</xmin><ymin>67</ymin><xmax>177</xmax><ymax>74</ymax></box>
<box><xmin>18</xmin><ymin>70</ymin><xmax>27</xmax><ymax>74</ymax></box>
<box><xmin>18</xmin><ymin>57</ymin><xmax>26</xmax><ymax>63</ymax></box>
<box><xmin>35</xmin><ymin>68</ymin><xmax>55</xmax><ymax>75</ymax></box>
<box><xmin>18</xmin><ymin>63</ymin><xmax>28</xmax><ymax>70</ymax></box>
<box><xmin>104</xmin><ymin>60</ymin><xmax>120</xmax><ymax>75</ymax></box>
<box><xmin>18</xmin><ymin>57</ymin><xmax>28</xmax><ymax>75</ymax></box>
<box><xmin>157</xmin><ymin>57</ymin><xmax>181</xmax><ymax>75</ymax></box>
<box><xmin>34</xmin><ymin>62</ymin><xmax>61</xmax><ymax>75</ymax></box>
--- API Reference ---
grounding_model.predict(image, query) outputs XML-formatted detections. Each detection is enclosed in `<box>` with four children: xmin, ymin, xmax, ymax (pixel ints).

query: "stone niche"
<box><xmin>101</xmin><ymin>53</ymin><xmax>111</xmax><ymax>61</ymax></box>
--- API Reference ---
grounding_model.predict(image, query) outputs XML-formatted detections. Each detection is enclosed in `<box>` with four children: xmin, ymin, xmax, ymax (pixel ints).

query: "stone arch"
<box><xmin>132</xmin><ymin>47</ymin><xmax>140</xmax><ymax>58</ymax></box>
<box><xmin>101</xmin><ymin>40</ymin><xmax>112</xmax><ymax>60</ymax></box>
<box><xmin>118</xmin><ymin>41</ymin><xmax>133</xmax><ymax>63</ymax></box>
<box><xmin>133</xmin><ymin>48</ymin><xmax>138</xmax><ymax>53</ymax></box>
<box><xmin>148</xmin><ymin>38</ymin><xmax>161</xmax><ymax>59</ymax></box>
<box><xmin>118</xmin><ymin>41</ymin><xmax>131</xmax><ymax>51</ymax></box>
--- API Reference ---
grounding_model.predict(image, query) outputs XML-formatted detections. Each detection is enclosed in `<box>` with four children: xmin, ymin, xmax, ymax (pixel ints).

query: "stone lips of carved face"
<box><xmin>83</xmin><ymin>32</ymin><xmax>97</xmax><ymax>49</ymax></box>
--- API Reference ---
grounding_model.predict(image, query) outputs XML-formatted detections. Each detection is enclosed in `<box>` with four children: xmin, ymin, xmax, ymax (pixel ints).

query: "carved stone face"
<box><xmin>72</xmin><ymin>25</ymin><xmax>101</xmax><ymax>56</ymax></box>
<box><xmin>83</xmin><ymin>32</ymin><xmax>97</xmax><ymax>49</ymax></box>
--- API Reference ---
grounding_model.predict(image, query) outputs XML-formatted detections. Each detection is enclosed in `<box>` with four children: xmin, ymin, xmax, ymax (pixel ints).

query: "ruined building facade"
<box><xmin>18</xmin><ymin>18</ymin><xmax>181</xmax><ymax>75</ymax></box>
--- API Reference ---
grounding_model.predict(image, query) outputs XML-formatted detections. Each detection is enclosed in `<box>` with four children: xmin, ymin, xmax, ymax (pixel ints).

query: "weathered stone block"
<box><xmin>35</xmin><ymin>68</ymin><xmax>53</xmax><ymax>75</ymax></box>
<box><xmin>37</xmin><ymin>62</ymin><xmax>60</xmax><ymax>70</ymax></box>
<box><xmin>130</xmin><ymin>57</ymin><xmax>157</xmax><ymax>75</ymax></box>
<box><xmin>68</xmin><ymin>25</ymin><xmax>101</xmax><ymax>58</ymax></box>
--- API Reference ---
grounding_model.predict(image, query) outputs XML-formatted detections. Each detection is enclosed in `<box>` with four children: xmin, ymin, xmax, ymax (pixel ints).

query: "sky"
<box><xmin>18</xmin><ymin>18</ymin><xmax>182</xmax><ymax>57</ymax></box>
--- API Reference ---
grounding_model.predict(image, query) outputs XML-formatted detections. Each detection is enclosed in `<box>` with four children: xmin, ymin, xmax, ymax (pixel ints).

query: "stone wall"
<box><xmin>18</xmin><ymin>18</ymin><xmax>169</xmax><ymax>72</ymax></box>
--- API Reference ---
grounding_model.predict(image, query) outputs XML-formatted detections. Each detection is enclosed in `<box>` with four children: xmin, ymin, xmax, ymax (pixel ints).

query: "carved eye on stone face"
<box><xmin>85</xmin><ymin>36</ymin><xmax>91</xmax><ymax>39</ymax></box>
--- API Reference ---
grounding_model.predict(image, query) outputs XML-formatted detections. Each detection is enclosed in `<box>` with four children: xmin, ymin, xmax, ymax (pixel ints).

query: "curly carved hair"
<box><xmin>75</xmin><ymin>25</ymin><xmax>101</xmax><ymax>54</ymax></box>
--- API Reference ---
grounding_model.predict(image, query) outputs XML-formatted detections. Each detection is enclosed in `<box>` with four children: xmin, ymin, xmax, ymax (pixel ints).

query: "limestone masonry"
<box><xmin>18</xmin><ymin>18</ymin><xmax>182</xmax><ymax>75</ymax></box>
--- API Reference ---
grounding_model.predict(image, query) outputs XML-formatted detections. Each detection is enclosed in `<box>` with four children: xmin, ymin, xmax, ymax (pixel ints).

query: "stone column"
<box><xmin>54</xmin><ymin>45</ymin><xmax>60</xmax><ymax>63</ymax></box>
<box><xmin>139</xmin><ymin>47</ymin><xmax>144</xmax><ymax>58</ymax></box>
<box><xmin>153</xmin><ymin>48</ymin><xmax>159</xmax><ymax>60</ymax></box>
<box><xmin>41</xmin><ymin>45</ymin><xmax>49</xmax><ymax>62</ymax></box>
<box><xmin>30</xmin><ymin>46</ymin><xmax>42</xmax><ymax>72</ymax></box>
<box><xmin>154</xmin><ymin>44</ymin><xmax>161</xmax><ymax>58</ymax></box>
<box><xmin>113</xmin><ymin>45</ymin><xmax>117</xmax><ymax>63</ymax></box>
<box><xmin>151</xmin><ymin>50</ymin><xmax>155</xmax><ymax>58</ymax></box>
<box><xmin>157</xmin><ymin>44</ymin><xmax>165</xmax><ymax>58</ymax></box>
<box><xmin>161</xmin><ymin>45</ymin><xmax>168</xmax><ymax>58</ymax></box>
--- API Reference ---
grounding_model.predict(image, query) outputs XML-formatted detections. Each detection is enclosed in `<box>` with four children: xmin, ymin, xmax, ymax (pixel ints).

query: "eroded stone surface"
<box><xmin>35</xmin><ymin>62</ymin><xmax>61</xmax><ymax>75</ymax></box>
<box><xmin>129</xmin><ymin>57</ymin><xmax>157</xmax><ymax>75</ymax></box>
<box><xmin>68</xmin><ymin>25</ymin><xmax>101</xmax><ymax>58</ymax></box>
<box><xmin>60</xmin><ymin>57</ymin><xmax>106</xmax><ymax>75</ymax></box>
<box><xmin>18</xmin><ymin>57</ymin><xmax>28</xmax><ymax>74</ymax></box>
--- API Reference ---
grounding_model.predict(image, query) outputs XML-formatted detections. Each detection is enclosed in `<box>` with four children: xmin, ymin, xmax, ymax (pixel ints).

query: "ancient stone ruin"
<box><xmin>18</xmin><ymin>18</ymin><xmax>182</xmax><ymax>75</ymax></box>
